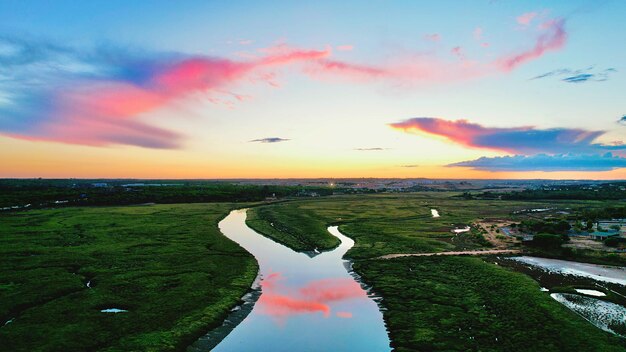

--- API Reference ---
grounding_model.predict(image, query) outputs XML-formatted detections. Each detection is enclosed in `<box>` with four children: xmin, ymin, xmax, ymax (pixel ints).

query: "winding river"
<box><xmin>189</xmin><ymin>209</ymin><xmax>390</xmax><ymax>352</ymax></box>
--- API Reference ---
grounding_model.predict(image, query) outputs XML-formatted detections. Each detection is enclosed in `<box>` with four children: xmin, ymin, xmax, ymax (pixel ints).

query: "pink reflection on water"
<box><xmin>257</xmin><ymin>273</ymin><xmax>365</xmax><ymax>322</ymax></box>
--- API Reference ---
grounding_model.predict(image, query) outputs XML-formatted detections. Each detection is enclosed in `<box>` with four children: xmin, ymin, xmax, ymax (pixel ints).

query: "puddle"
<box><xmin>452</xmin><ymin>226</ymin><xmax>471</xmax><ymax>234</ymax></box>
<box><xmin>100</xmin><ymin>308</ymin><xmax>128</xmax><ymax>313</ymax></box>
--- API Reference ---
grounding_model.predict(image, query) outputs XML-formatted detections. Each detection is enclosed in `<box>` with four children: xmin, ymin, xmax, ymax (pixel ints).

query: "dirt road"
<box><xmin>377</xmin><ymin>249</ymin><xmax>522</xmax><ymax>260</ymax></box>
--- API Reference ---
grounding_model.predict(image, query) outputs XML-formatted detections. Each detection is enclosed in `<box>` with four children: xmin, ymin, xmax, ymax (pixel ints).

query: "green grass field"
<box><xmin>246</xmin><ymin>193</ymin><xmax>626</xmax><ymax>351</ymax></box>
<box><xmin>2</xmin><ymin>193</ymin><xmax>624</xmax><ymax>351</ymax></box>
<box><xmin>355</xmin><ymin>256</ymin><xmax>625</xmax><ymax>351</ymax></box>
<box><xmin>0</xmin><ymin>203</ymin><xmax>257</xmax><ymax>352</ymax></box>
<box><xmin>247</xmin><ymin>193</ymin><xmax>555</xmax><ymax>258</ymax></box>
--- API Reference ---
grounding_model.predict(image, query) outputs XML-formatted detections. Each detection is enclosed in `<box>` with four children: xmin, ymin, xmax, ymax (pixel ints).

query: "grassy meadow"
<box><xmin>1</xmin><ymin>192</ymin><xmax>624</xmax><ymax>351</ymax></box>
<box><xmin>0</xmin><ymin>203</ymin><xmax>257</xmax><ymax>352</ymax></box>
<box><xmin>247</xmin><ymin>193</ymin><xmax>556</xmax><ymax>258</ymax></box>
<box><xmin>246</xmin><ymin>193</ymin><xmax>626</xmax><ymax>351</ymax></box>
<box><xmin>355</xmin><ymin>256</ymin><xmax>625</xmax><ymax>351</ymax></box>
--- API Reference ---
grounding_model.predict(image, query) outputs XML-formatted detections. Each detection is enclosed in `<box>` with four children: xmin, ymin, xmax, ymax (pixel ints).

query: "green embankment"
<box><xmin>246</xmin><ymin>203</ymin><xmax>340</xmax><ymax>251</ymax></box>
<box><xmin>245</xmin><ymin>194</ymin><xmax>626</xmax><ymax>351</ymax></box>
<box><xmin>0</xmin><ymin>203</ymin><xmax>257</xmax><ymax>352</ymax></box>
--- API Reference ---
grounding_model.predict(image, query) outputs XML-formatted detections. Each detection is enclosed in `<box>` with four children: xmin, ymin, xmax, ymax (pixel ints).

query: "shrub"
<box><xmin>604</xmin><ymin>236</ymin><xmax>623</xmax><ymax>248</ymax></box>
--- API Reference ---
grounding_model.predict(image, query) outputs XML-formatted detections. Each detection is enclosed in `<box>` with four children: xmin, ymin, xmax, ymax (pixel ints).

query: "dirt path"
<box><xmin>475</xmin><ymin>220</ymin><xmax>519</xmax><ymax>249</ymax></box>
<box><xmin>377</xmin><ymin>249</ymin><xmax>522</xmax><ymax>260</ymax></box>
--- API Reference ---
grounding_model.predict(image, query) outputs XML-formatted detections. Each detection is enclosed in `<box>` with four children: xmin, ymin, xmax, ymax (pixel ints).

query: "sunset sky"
<box><xmin>1</xmin><ymin>0</ymin><xmax>625</xmax><ymax>179</ymax></box>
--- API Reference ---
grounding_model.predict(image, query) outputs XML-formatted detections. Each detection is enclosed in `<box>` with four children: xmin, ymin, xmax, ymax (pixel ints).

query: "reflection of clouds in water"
<box><xmin>257</xmin><ymin>272</ymin><xmax>365</xmax><ymax>321</ymax></box>
<box><xmin>209</xmin><ymin>211</ymin><xmax>391</xmax><ymax>352</ymax></box>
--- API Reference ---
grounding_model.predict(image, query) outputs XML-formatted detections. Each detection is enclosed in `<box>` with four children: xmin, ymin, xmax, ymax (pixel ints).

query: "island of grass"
<box><xmin>0</xmin><ymin>203</ymin><xmax>257</xmax><ymax>352</ymax></box>
<box><xmin>246</xmin><ymin>203</ymin><xmax>340</xmax><ymax>252</ymax></box>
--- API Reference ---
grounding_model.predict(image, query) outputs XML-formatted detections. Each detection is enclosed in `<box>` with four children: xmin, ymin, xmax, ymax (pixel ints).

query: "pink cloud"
<box><xmin>498</xmin><ymin>18</ymin><xmax>566</xmax><ymax>71</ymax></box>
<box><xmin>423</xmin><ymin>33</ymin><xmax>441</xmax><ymax>42</ymax></box>
<box><xmin>517</xmin><ymin>12</ymin><xmax>538</xmax><ymax>25</ymax></box>
<box><xmin>305</xmin><ymin>17</ymin><xmax>566</xmax><ymax>84</ymax></box>
<box><xmin>7</xmin><ymin>46</ymin><xmax>335</xmax><ymax>148</ymax></box>
<box><xmin>450</xmin><ymin>46</ymin><xmax>465</xmax><ymax>60</ymax></box>
<box><xmin>259</xmin><ymin>44</ymin><xmax>331</xmax><ymax>66</ymax></box>
<box><xmin>473</xmin><ymin>27</ymin><xmax>483</xmax><ymax>40</ymax></box>
<box><xmin>389</xmin><ymin>117</ymin><xmax>622</xmax><ymax>155</ymax></box>
<box><xmin>305</xmin><ymin>59</ymin><xmax>387</xmax><ymax>81</ymax></box>
<box><xmin>336</xmin><ymin>311</ymin><xmax>353</xmax><ymax>318</ymax></box>
<box><xmin>336</xmin><ymin>44</ymin><xmax>354</xmax><ymax>51</ymax></box>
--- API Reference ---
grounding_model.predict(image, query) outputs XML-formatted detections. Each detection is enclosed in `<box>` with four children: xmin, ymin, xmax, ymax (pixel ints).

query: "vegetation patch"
<box><xmin>0</xmin><ymin>203</ymin><xmax>257</xmax><ymax>352</ymax></box>
<box><xmin>354</xmin><ymin>256</ymin><xmax>626</xmax><ymax>351</ymax></box>
<box><xmin>246</xmin><ymin>204</ymin><xmax>340</xmax><ymax>251</ymax></box>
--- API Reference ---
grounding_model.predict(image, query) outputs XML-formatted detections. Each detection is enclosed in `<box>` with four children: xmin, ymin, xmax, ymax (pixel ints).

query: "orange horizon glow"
<box><xmin>2</xmin><ymin>135</ymin><xmax>625</xmax><ymax>180</ymax></box>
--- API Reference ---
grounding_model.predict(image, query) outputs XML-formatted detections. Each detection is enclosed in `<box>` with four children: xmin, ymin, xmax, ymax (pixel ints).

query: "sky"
<box><xmin>0</xmin><ymin>0</ymin><xmax>625</xmax><ymax>179</ymax></box>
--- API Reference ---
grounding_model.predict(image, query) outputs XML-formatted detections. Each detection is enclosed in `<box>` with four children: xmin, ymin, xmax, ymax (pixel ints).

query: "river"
<box><xmin>189</xmin><ymin>209</ymin><xmax>390</xmax><ymax>351</ymax></box>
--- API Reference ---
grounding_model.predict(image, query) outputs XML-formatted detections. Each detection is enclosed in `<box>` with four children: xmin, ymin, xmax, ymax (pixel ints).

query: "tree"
<box><xmin>604</xmin><ymin>236</ymin><xmax>622</xmax><ymax>248</ymax></box>
<box><xmin>530</xmin><ymin>234</ymin><xmax>564</xmax><ymax>249</ymax></box>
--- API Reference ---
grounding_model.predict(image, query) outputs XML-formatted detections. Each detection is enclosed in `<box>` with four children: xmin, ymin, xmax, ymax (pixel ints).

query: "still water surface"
<box><xmin>195</xmin><ymin>209</ymin><xmax>390</xmax><ymax>352</ymax></box>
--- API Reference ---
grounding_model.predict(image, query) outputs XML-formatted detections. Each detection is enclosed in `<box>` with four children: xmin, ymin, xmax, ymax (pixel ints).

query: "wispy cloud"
<box><xmin>423</xmin><ymin>33</ymin><xmax>441</xmax><ymax>42</ymax></box>
<box><xmin>517</xmin><ymin>12</ymin><xmax>539</xmax><ymax>26</ymax></box>
<box><xmin>532</xmin><ymin>67</ymin><xmax>616</xmax><ymax>83</ymax></box>
<box><xmin>354</xmin><ymin>147</ymin><xmax>387</xmax><ymax>151</ymax></box>
<box><xmin>497</xmin><ymin>18</ymin><xmax>566</xmax><ymax>71</ymax></box>
<box><xmin>308</xmin><ymin>17</ymin><xmax>567</xmax><ymax>82</ymax></box>
<box><xmin>618</xmin><ymin>115</ymin><xmax>626</xmax><ymax>125</ymax></box>
<box><xmin>249</xmin><ymin>137</ymin><xmax>290</xmax><ymax>143</ymax></box>
<box><xmin>473</xmin><ymin>27</ymin><xmax>483</xmax><ymax>40</ymax></box>
<box><xmin>336</xmin><ymin>45</ymin><xmax>354</xmax><ymax>51</ymax></box>
<box><xmin>389</xmin><ymin>117</ymin><xmax>624</xmax><ymax>155</ymax></box>
<box><xmin>449</xmin><ymin>153</ymin><xmax>626</xmax><ymax>172</ymax></box>
<box><xmin>400</xmin><ymin>164</ymin><xmax>420</xmax><ymax>168</ymax></box>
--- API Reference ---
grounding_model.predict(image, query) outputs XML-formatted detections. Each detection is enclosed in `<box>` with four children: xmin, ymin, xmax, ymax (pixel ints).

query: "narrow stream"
<box><xmin>189</xmin><ymin>209</ymin><xmax>390</xmax><ymax>351</ymax></box>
